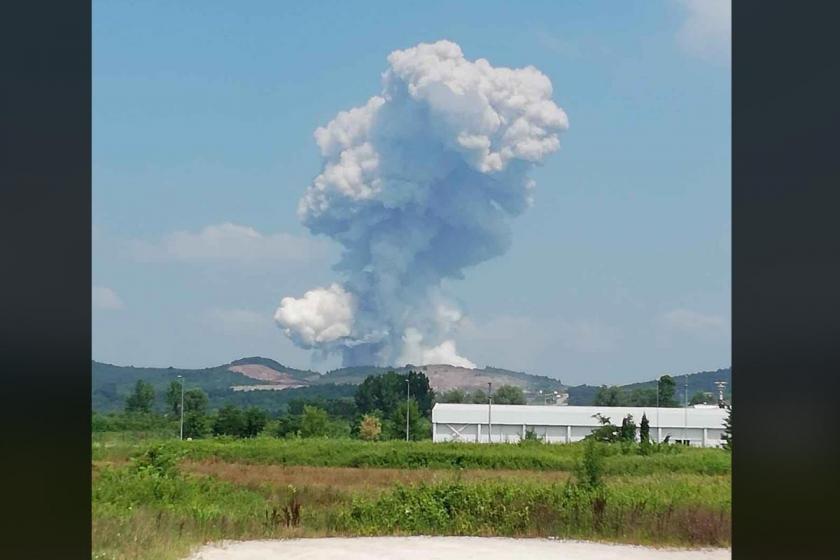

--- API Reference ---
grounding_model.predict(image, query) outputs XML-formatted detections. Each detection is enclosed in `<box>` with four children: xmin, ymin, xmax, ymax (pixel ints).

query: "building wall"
<box><xmin>433</xmin><ymin>422</ymin><xmax>725</xmax><ymax>447</ymax></box>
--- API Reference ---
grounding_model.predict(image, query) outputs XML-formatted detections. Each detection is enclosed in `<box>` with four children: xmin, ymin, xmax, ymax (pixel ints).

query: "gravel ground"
<box><xmin>186</xmin><ymin>537</ymin><xmax>731</xmax><ymax>560</ymax></box>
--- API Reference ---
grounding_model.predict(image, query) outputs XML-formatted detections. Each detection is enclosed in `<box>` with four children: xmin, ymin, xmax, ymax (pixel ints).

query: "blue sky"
<box><xmin>92</xmin><ymin>0</ymin><xmax>731</xmax><ymax>385</ymax></box>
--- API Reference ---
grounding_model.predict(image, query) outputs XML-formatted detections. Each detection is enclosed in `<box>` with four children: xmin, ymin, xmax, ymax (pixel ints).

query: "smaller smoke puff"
<box><xmin>276</xmin><ymin>40</ymin><xmax>568</xmax><ymax>368</ymax></box>
<box><xmin>400</xmin><ymin>328</ymin><xmax>476</xmax><ymax>369</ymax></box>
<box><xmin>273</xmin><ymin>284</ymin><xmax>354</xmax><ymax>348</ymax></box>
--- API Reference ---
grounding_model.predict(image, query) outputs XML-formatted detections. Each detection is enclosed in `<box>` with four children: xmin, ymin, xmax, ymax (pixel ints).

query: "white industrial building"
<box><xmin>432</xmin><ymin>403</ymin><xmax>728</xmax><ymax>447</ymax></box>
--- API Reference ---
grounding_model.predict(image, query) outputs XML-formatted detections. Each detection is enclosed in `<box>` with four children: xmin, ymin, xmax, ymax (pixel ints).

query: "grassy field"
<box><xmin>93</xmin><ymin>433</ymin><xmax>731</xmax><ymax>474</ymax></box>
<box><xmin>92</xmin><ymin>434</ymin><xmax>731</xmax><ymax>560</ymax></box>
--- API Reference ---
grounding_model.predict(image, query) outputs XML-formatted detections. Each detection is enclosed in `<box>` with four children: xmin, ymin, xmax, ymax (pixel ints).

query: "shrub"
<box><xmin>92</xmin><ymin>412</ymin><xmax>175</xmax><ymax>434</ymax></box>
<box><xmin>520</xmin><ymin>428</ymin><xmax>543</xmax><ymax>445</ymax></box>
<box><xmin>131</xmin><ymin>444</ymin><xmax>183</xmax><ymax>478</ymax></box>
<box><xmin>721</xmin><ymin>405</ymin><xmax>732</xmax><ymax>452</ymax></box>
<box><xmin>574</xmin><ymin>438</ymin><xmax>604</xmax><ymax>490</ymax></box>
<box><xmin>358</xmin><ymin>414</ymin><xmax>382</xmax><ymax>441</ymax></box>
<box><xmin>588</xmin><ymin>413</ymin><xmax>619</xmax><ymax>443</ymax></box>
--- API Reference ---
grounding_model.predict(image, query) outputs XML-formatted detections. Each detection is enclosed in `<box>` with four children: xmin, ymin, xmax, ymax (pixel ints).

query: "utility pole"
<box><xmin>177</xmin><ymin>374</ymin><xmax>184</xmax><ymax>441</ymax></box>
<box><xmin>656</xmin><ymin>376</ymin><xmax>660</xmax><ymax>443</ymax></box>
<box><xmin>405</xmin><ymin>377</ymin><xmax>410</xmax><ymax>442</ymax></box>
<box><xmin>684</xmin><ymin>374</ymin><xmax>688</xmax><ymax>445</ymax></box>
<box><xmin>487</xmin><ymin>382</ymin><xmax>492</xmax><ymax>444</ymax></box>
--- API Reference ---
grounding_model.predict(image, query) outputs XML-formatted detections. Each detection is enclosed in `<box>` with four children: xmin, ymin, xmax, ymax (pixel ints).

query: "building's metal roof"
<box><xmin>432</xmin><ymin>403</ymin><xmax>727</xmax><ymax>429</ymax></box>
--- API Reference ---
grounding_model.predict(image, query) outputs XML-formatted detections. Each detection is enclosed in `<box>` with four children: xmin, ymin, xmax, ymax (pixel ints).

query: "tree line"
<box><xmin>99</xmin><ymin>369</ymin><xmax>733</xmax><ymax>450</ymax></box>
<box><xmin>100</xmin><ymin>369</ymin><xmax>435</xmax><ymax>440</ymax></box>
<box><xmin>594</xmin><ymin>374</ymin><xmax>673</xmax><ymax>407</ymax></box>
<box><xmin>592</xmin><ymin>374</ymin><xmax>732</xmax><ymax>408</ymax></box>
<box><xmin>582</xmin><ymin>406</ymin><xmax>732</xmax><ymax>453</ymax></box>
<box><xmin>436</xmin><ymin>384</ymin><xmax>526</xmax><ymax>404</ymax></box>
<box><xmin>104</xmin><ymin>370</ymin><xmax>536</xmax><ymax>440</ymax></box>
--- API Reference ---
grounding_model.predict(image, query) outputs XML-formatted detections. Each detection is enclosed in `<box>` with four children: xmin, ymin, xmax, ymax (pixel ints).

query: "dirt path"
<box><xmin>186</xmin><ymin>537</ymin><xmax>731</xmax><ymax>560</ymax></box>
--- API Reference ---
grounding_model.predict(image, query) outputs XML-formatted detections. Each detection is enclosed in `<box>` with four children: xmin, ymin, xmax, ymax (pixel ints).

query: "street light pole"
<box><xmin>177</xmin><ymin>375</ymin><xmax>184</xmax><ymax>441</ymax></box>
<box><xmin>656</xmin><ymin>377</ymin><xmax>660</xmax><ymax>443</ymax></box>
<box><xmin>405</xmin><ymin>378</ymin><xmax>410</xmax><ymax>442</ymax></box>
<box><xmin>684</xmin><ymin>373</ymin><xmax>688</xmax><ymax>445</ymax></box>
<box><xmin>487</xmin><ymin>382</ymin><xmax>492</xmax><ymax>444</ymax></box>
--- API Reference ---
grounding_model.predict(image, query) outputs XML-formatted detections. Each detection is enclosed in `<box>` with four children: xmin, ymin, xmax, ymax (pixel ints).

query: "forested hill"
<box><xmin>91</xmin><ymin>359</ymin><xmax>339</xmax><ymax>413</ymax></box>
<box><xmin>91</xmin><ymin>358</ymin><xmax>563</xmax><ymax>413</ymax></box>
<box><xmin>565</xmin><ymin>367</ymin><xmax>732</xmax><ymax>406</ymax></box>
<box><xmin>92</xmin><ymin>357</ymin><xmax>730</xmax><ymax>412</ymax></box>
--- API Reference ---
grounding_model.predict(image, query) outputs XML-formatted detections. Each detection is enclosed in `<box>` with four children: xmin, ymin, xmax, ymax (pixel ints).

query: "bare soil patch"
<box><xmin>182</xmin><ymin>461</ymin><xmax>572</xmax><ymax>494</ymax></box>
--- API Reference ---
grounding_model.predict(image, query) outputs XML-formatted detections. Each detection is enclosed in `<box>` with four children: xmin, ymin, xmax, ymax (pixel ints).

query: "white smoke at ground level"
<box><xmin>398</xmin><ymin>328</ymin><xmax>476</xmax><ymax>369</ymax></box>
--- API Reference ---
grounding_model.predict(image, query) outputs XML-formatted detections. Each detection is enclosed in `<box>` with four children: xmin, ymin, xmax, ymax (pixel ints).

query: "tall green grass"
<box><xmin>93</xmin><ymin>447</ymin><xmax>338</xmax><ymax>560</ymax></box>
<box><xmin>108</xmin><ymin>437</ymin><xmax>730</xmax><ymax>475</ymax></box>
<box><xmin>93</xmin><ymin>444</ymin><xmax>730</xmax><ymax>559</ymax></box>
<box><xmin>340</xmin><ymin>478</ymin><xmax>730</xmax><ymax>546</ymax></box>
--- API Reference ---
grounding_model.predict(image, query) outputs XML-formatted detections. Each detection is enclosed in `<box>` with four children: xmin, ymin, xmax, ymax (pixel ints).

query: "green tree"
<box><xmin>183</xmin><ymin>388</ymin><xmax>208</xmax><ymax>415</ymax></box>
<box><xmin>300</xmin><ymin>405</ymin><xmax>330</xmax><ymax>437</ymax></box>
<box><xmin>619</xmin><ymin>414</ymin><xmax>637</xmax><ymax>442</ymax></box>
<box><xmin>658</xmin><ymin>375</ymin><xmax>678</xmax><ymax>407</ymax></box>
<box><xmin>639</xmin><ymin>413</ymin><xmax>650</xmax><ymax>443</ymax></box>
<box><xmin>355</xmin><ymin>372</ymin><xmax>406</xmax><ymax>418</ymax></box>
<box><xmin>439</xmin><ymin>388</ymin><xmax>467</xmax><ymax>403</ymax></box>
<box><xmin>388</xmin><ymin>399</ymin><xmax>429</xmax><ymax>441</ymax></box>
<box><xmin>183</xmin><ymin>410</ymin><xmax>210</xmax><ymax>439</ymax></box>
<box><xmin>272</xmin><ymin>415</ymin><xmax>302</xmax><ymax>438</ymax></box>
<box><xmin>124</xmin><ymin>380</ymin><xmax>155</xmax><ymax>414</ymax></box>
<box><xmin>323</xmin><ymin>398</ymin><xmax>357</xmax><ymax>420</ymax></box>
<box><xmin>690</xmin><ymin>391</ymin><xmax>712</xmax><ymax>406</ymax></box>
<box><xmin>242</xmin><ymin>407</ymin><xmax>268</xmax><ymax>438</ymax></box>
<box><xmin>406</xmin><ymin>370</ymin><xmax>435</xmax><ymax>417</ymax></box>
<box><xmin>182</xmin><ymin>388</ymin><xmax>210</xmax><ymax>438</ymax></box>
<box><xmin>593</xmin><ymin>385</ymin><xmax>623</xmax><ymax>406</ymax></box>
<box><xmin>470</xmin><ymin>389</ymin><xmax>488</xmax><ymax>404</ymax></box>
<box><xmin>721</xmin><ymin>405</ymin><xmax>733</xmax><ymax>451</ymax></box>
<box><xmin>627</xmin><ymin>387</ymin><xmax>657</xmax><ymax>406</ymax></box>
<box><xmin>639</xmin><ymin>413</ymin><xmax>652</xmax><ymax>455</ymax></box>
<box><xmin>213</xmin><ymin>404</ymin><xmax>246</xmax><ymax>437</ymax></box>
<box><xmin>165</xmin><ymin>380</ymin><xmax>182</xmax><ymax>417</ymax></box>
<box><xmin>493</xmin><ymin>385</ymin><xmax>526</xmax><ymax>405</ymax></box>
<box><xmin>354</xmin><ymin>371</ymin><xmax>435</xmax><ymax>419</ymax></box>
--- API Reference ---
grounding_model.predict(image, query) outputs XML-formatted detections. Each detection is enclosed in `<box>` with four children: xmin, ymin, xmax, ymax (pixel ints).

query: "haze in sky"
<box><xmin>93</xmin><ymin>0</ymin><xmax>731</xmax><ymax>386</ymax></box>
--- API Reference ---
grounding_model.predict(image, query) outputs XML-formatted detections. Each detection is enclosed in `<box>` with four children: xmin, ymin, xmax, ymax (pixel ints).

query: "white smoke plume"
<box><xmin>275</xmin><ymin>40</ymin><xmax>568</xmax><ymax>368</ymax></box>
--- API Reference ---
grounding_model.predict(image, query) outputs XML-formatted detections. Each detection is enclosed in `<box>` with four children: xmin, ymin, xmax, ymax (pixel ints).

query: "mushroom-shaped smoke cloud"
<box><xmin>276</xmin><ymin>40</ymin><xmax>568</xmax><ymax>368</ymax></box>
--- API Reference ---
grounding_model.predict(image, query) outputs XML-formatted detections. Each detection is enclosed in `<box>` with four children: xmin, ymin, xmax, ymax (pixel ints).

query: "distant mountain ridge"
<box><xmin>92</xmin><ymin>358</ymin><xmax>564</xmax><ymax>412</ymax></box>
<box><xmin>319</xmin><ymin>363</ymin><xmax>564</xmax><ymax>393</ymax></box>
<box><xmin>92</xmin><ymin>357</ymin><xmax>730</xmax><ymax>413</ymax></box>
<box><xmin>565</xmin><ymin>367</ymin><xmax>732</xmax><ymax>405</ymax></box>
